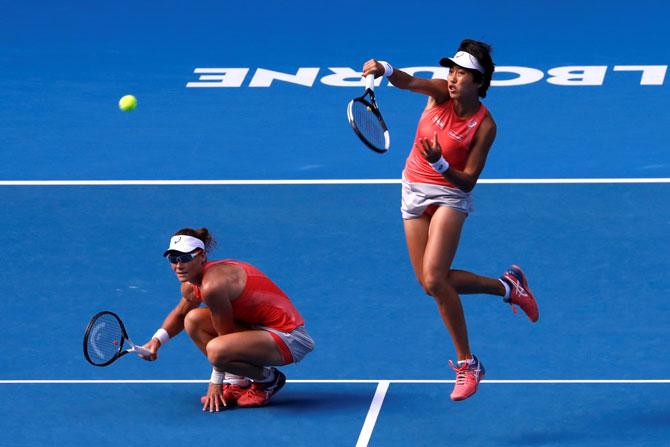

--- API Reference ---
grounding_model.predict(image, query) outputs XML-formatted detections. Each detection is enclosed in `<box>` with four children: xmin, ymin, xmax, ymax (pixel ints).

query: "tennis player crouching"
<box><xmin>141</xmin><ymin>227</ymin><xmax>315</xmax><ymax>412</ymax></box>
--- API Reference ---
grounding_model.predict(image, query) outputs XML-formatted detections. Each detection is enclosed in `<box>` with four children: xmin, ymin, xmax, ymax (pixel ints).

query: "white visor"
<box><xmin>163</xmin><ymin>235</ymin><xmax>205</xmax><ymax>256</ymax></box>
<box><xmin>439</xmin><ymin>51</ymin><xmax>485</xmax><ymax>74</ymax></box>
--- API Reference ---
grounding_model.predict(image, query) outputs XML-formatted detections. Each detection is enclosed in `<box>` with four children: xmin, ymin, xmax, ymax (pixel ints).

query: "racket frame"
<box><xmin>83</xmin><ymin>310</ymin><xmax>151</xmax><ymax>367</ymax></box>
<box><xmin>347</xmin><ymin>74</ymin><xmax>390</xmax><ymax>154</ymax></box>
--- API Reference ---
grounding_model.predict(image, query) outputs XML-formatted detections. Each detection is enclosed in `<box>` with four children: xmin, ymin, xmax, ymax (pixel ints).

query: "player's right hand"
<box><xmin>362</xmin><ymin>59</ymin><xmax>384</xmax><ymax>78</ymax></box>
<box><xmin>416</xmin><ymin>131</ymin><xmax>443</xmax><ymax>163</ymax></box>
<box><xmin>140</xmin><ymin>338</ymin><xmax>160</xmax><ymax>361</ymax></box>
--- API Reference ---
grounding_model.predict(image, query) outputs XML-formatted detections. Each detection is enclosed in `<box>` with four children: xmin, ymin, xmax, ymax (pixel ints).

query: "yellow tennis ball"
<box><xmin>366</xmin><ymin>106</ymin><xmax>372</xmax><ymax>112</ymax></box>
<box><xmin>118</xmin><ymin>95</ymin><xmax>137</xmax><ymax>112</ymax></box>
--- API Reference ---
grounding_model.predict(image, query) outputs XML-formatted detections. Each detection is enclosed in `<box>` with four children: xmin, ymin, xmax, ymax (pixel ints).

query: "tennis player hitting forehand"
<box><xmin>141</xmin><ymin>228</ymin><xmax>315</xmax><ymax>411</ymax></box>
<box><xmin>362</xmin><ymin>39</ymin><xmax>539</xmax><ymax>401</ymax></box>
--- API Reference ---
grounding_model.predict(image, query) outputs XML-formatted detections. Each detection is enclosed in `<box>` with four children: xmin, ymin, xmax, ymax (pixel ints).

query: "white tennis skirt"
<box><xmin>258</xmin><ymin>325</ymin><xmax>315</xmax><ymax>363</ymax></box>
<box><xmin>401</xmin><ymin>176</ymin><xmax>474</xmax><ymax>219</ymax></box>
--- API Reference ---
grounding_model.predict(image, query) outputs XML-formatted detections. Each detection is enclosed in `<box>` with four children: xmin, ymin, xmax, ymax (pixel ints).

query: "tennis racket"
<box><xmin>83</xmin><ymin>310</ymin><xmax>151</xmax><ymax>367</ymax></box>
<box><xmin>347</xmin><ymin>74</ymin><xmax>390</xmax><ymax>153</ymax></box>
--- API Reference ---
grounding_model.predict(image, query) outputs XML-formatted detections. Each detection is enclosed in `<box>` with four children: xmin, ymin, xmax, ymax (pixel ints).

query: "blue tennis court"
<box><xmin>1</xmin><ymin>1</ymin><xmax>669</xmax><ymax>446</ymax></box>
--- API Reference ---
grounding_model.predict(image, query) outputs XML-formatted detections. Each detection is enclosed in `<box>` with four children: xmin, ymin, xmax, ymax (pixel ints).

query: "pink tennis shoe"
<box><xmin>501</xmin><ymin>265</ymin><xmax>539</xmax><ymax>322</ymax></box>
<box><xmin>200</xmin><ymin>382</ymin><xmax>251</xmax><ymax>409</ymax></box>
<box><xmin>223</xmin><ymin>383</ymin><xmax>250</xmax><ymax>404</ymax></box>
<box><xmin>237</xmin><ymin>368</ymin><xmax>286</xmax><ymax>407</ymax></box>
<box><xmin>449</xmin><ymin>356</ymin><xmax>485</xmax><ymax>401</ymax></box>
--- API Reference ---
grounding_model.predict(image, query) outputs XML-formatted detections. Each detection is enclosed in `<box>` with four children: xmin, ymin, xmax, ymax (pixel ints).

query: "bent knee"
<box><xmin>206</xmin><ymin>338</ymin><xmax>235</xmax><ymax>366</ymax></box>
<box><xmin>183</xmin><ymin>308</ymin><xmax>206</xmax><ymax>335</ymax></box>
<box><xmin>421</xmin><ymin>272</ymin><xmax>455</xmax><ymax>297</ymax></box>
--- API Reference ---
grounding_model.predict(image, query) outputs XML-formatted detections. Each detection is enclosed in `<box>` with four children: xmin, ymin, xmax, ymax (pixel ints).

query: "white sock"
<box><xmin>499</xmin><ymin>278</ymin><xmax>511</xmax><ymax>300</ymax></box>
<box><xmin>224</xmin><ymin>372</ymin><xmax>251</xmax><ymax>387</ymax></box>
<box><xmin>458</xmin><ymin>357</ymin><xmax>476</xmax><ymax>366</ymax></box>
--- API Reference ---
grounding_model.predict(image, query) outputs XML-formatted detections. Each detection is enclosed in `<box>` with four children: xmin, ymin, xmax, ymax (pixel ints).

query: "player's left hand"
<box><xmin>202</xmin><ymin>383</ymin><xmax>227</xmax><ymax>412</ymax></box>
<box><xmin>416</xmin><ymin>132</ymin><xmax>442</xmax><ymax>163</ymax></box>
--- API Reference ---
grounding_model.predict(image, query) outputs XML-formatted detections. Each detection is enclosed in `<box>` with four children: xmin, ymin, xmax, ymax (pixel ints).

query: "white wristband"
<box><xmin>429</xmin><ymin>156</ymin><xmax>450</xmax><ymax>174</ymax></box>
<box><xmin>152</xmin><ymin>328</ymin><xmax>170</xmax><ymax>346</ymax></box>
<box><xmin>210</xmin><ymin>368</ymin><xmax>225</xmax><ymax>384</ymax></box>
<box><xmin>379</xmin><ymin>60</ymin><xmax>394</xmax><ymax>77</ymax></box>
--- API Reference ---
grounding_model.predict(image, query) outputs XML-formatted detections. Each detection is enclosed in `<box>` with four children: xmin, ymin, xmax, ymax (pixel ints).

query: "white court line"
<box><xmin>0</xmin><ymin>179</ymin><xmax>399</xmax><ymax>186</ymax></box>
<box><xmin>4</xmin><ymin>380</ymin><xmax>666</xmax><ymax>446</ymax></box>
<box><xmin>296</xmin><ymin>379</ymin><xmax>670</xmax><ymax>384</ymax></box>
<box><xmin>0</xmin><ymin>178</ymin><xmax>670</xmax><ymax>186</ymax></box>
<box><xmin>356</xmin><ymin>380</ymin><xmax>390</xmax><ymax>447</ymax></box>
<box><xmin>1</xmin><ymin>379</ymin><xmax>668</xmax><ymax>384</ymax></box>
<box><xmin>3</xmin><ymin>378</ymin><xmax>667</xmax><ymax>444</ymax></box>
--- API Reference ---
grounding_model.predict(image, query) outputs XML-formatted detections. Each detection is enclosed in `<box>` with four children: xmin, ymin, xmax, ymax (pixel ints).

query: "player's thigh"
<box><xmin>209</xmin><ymin>330</ymin><xmax>285</xmax><ymax>366</ymax></box>
<box><xmin>403</xmin><ymin>214</ymin><xmax>430</xmax><ymax>283</ymax></box>
<box><xmin>423</xmin><ymin>206</ymin><xmax>466</xmax><ymax>278</ymax></box>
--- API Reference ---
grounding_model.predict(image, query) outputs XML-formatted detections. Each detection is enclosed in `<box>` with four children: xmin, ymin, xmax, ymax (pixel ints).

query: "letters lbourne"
<box><xmin>186</xmin><ymin>65</ymin><xmax>667</xmax><ymax>88</ymax></box>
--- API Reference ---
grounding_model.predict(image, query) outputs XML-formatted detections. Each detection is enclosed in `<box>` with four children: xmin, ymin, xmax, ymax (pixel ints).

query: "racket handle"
<box><xmin>132</xmin><ymin>345</ymin><xmax>152</xmax><ymax>357</ymax></box>
<box><xmin>365</xmin><ymin>74</ymin><xmax>374</xmax><ymax>91</ymax></box>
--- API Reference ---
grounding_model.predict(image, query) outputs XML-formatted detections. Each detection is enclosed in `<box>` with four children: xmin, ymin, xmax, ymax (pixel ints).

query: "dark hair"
<box><xmin>173</xmin><ymin>227</ymin><xmax>217</xmax><ymax>253</ymax></box>
<box><xmin>458</xmin><ymin>39</ymin><xmax>495</xmax><ymax>98</ymax></box>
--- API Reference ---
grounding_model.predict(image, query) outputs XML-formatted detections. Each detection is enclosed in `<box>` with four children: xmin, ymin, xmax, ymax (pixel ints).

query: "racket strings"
<box><xmin>86</xmin><ymin>314</ymin><xmax>124</xmax><ymax>364</ymax></box>
<box><xmin>351</xmin><ymin>100</ymin><xmax>386</xmax><ymax>150</ymax></box>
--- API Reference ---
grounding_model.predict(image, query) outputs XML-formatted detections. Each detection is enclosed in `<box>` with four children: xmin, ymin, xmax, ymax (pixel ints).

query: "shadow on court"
<box><xmin>171</xmin><ymin>386</ymin><xmax>376</xmax><ymax>413</ymax></box>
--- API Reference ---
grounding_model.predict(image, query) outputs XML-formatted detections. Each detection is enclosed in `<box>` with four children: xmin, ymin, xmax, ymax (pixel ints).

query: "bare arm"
<box><xmin>141</xmin><ymin>283</ymin><xmax>200</xmax><ymax>360</ymax></box>
<box><xmin>362</xmin><ymin>59</ymin><xmax>450</xmax><ymax>106</ymax></box>
<box><xmin>200</xmin><ymin>277</ymin><xmax>238</xmax><ymax>336</ymax></box>
<box><xmin>159</xmin><ymin>283</ymin><xmax>202</xmax><ymax>338</ymax></box>
<box><xmin>417</xmin><ymin>115</ymin><xmax>497</xmax><ymax>192</ymax></box>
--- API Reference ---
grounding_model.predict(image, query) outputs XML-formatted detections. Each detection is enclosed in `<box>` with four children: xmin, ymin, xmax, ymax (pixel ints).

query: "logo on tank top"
<box><xmin>448</xmin><ymin>130</ymin><xmax>464</xmax><ymax>141</ymax></box>
<box><xmin>448</xmin><ymin>119</ymin><xmax>478</xmax><ymax>141</ymax></box>
<box><xmin>432</xmin><ymin>115</ymin><xmax>446</xmax><ymax>129</ymax></box>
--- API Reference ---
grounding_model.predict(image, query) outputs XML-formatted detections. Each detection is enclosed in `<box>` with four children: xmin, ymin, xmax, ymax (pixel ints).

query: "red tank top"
<box><xmin>403</xmin><ymin>100</ymin><xmax>488</xmax><ymax>187</ymax></box>
<box><xmin>191</xmin><ymin>260</ymin><xmax>304</xmax><ymax>332</ymax></box>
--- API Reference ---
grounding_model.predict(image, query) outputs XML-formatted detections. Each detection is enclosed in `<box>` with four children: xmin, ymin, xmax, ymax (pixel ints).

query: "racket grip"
<box><xmin>133</xmin><ymin>345</ymin><xmax>152</xmax><ymax>357</ymax></box>
<box><xmin>365</xmin><ymin>74</ymin><xmax>374</xmax><ymax>91</ymax></box>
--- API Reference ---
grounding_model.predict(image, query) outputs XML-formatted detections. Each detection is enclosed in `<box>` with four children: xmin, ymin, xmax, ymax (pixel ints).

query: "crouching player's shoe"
<box><xmin>501</xmin><ymin>265</ymin><xmax>539</xmax><ymax>322</ymax></box>
<box><xmin>222</xmin><ymin>383</ymin><xmax>250</xmax><ymax>405</ymax></box>
<box><xmin>449</xmin><ymin>355</ymin><xmax>485</xmax><ymax>401</ymax></box>
<box><xmin>200</xmin><ymin>376</ymin><xmax>251</xmax><ymax>408</ymax></box>
<box><xmin>237</xmin><ymin>368</ymin><xmax>286</xmax><ymax>407</ymax></box>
